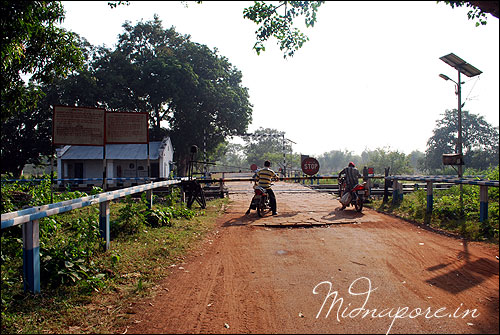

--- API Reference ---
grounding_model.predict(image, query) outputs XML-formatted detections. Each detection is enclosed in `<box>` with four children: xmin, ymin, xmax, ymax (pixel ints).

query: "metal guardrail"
<box><xmin>1</xmin><ymin>179</ymin><xmax>183</xmax><ymax>229</ymax></box>
<box><xmin>1</xmin><ymin>178</ymin><xmax>187</xmax><ymax>294</ymax></box>
<box><xmin>1</xmin><ymin>177</ymin><xmax>152</xmax><ymax>183</ymax></box>
<box><xmin>2</xmin><ymin>173</ymin><xmax>498</xmax><ymax>294</ymax></box>
<box><xmin>386</xmin><ymin>175</ymin><xmax>499</xmax><ymax>187</ymax></box>
<box><xmin>387</xmin><ymin>175</ymin><xmax>499</xmax><ymax>225</ymax></box>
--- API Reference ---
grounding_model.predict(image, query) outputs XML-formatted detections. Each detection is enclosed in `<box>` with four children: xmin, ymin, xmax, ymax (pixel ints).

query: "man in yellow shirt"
<box><xmin>256</xmin><ymin>160</ymin><xmax>279</xmax><ymax>215</ymax></box>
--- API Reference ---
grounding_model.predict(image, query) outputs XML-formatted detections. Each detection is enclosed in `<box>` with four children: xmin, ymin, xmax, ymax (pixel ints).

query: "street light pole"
<box><xmin>457</xmin><ymin>70</ymin><xmax>464</xmax><ymax>215</ymax></box>
<box><xmin>439</xmin><ymin>53</ymin><xmax>482</xmax><ymax>218</ymax></box>
<box><xmin>457</xmin><ymin>70</ymin><xmax>462</xmax><ymax>180</ymax></box>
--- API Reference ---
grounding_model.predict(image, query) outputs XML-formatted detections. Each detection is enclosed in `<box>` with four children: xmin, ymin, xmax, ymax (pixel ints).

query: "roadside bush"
<box><xmin>111</xmin><ymin>195</ymin><xmax>147</xmax><ymax>238</ymax></box>
<box><xmin>145</xmin><ymin>207</ymin><xmax>173</xmax><ymax>227</ymax></box>
<box><xmin>371</xmin><ymin>166</ymin><xmax>498</xmax><ymax>241</ymax></box>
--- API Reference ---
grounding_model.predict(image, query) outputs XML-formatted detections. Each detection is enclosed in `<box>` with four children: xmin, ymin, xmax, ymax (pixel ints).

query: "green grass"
<box><xmin>1</xmin><ymin>196</ymin><xmax>229</xmax><ymax>334</ymax></box>
<box><xmin>367</xmin><ymin>186</ymin><xmax>499</xmax><ymax>243</ymax></box>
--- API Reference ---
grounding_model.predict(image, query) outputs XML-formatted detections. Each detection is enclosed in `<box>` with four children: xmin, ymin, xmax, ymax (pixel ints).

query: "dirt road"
<box><xmin>122</xmin><ymin>181</ymin><xmax>499</xmax><ymax>334</ymax></box>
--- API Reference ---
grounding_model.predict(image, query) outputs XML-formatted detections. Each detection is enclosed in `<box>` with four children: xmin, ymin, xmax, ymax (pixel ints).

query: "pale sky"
<box><xmin>60</xmin><ymin>1</ymin><xmax>499</xmax><ymax>157</ymax></box>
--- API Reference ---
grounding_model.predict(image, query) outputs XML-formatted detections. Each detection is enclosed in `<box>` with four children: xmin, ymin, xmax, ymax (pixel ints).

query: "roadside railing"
<box><xmin>386</xmin><ymin>175</ymin><xmax>499</xmax><ymax>223</ymax></box>
<box><xmin>1</xmin><ymin>178</ymin><xmax>186</xmax><ymax>294</ymax></box>
<box><xmin>3</xmin><ymin>173</ymin><xmax>498</xmax><ymax>294</ymax></box>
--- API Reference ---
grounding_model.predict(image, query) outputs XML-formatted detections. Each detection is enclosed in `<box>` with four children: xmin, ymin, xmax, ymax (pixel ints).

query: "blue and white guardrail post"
<box><xmin>1</xmin><ymin>178</ymin><xmax>185</xmax><ymax>294</ymax></box>
<box><xmin>99</xmin><ymin>201</ymin><xmax>110</xmax><ymax>250</ymax></box>
<box><xmin>479</xmin><ymin>185</ymin><xmax>488</xmax><ymax>223</ymax></box>
<box><xmin>22</xmin><ymin>219</ymin><xmax>40</xmax><ymax>294</ymax></box>
<box><xmin>426</xmin><ymin>181</ymin><xmax>433</xmax><ymax>224</ymax></box>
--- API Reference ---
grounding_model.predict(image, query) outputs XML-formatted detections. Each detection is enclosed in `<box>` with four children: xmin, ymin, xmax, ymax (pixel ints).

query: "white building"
<box><xmin>56</xmin><ymin>137</ymin><xmax>174</xmax><ymax>186</ymax></box>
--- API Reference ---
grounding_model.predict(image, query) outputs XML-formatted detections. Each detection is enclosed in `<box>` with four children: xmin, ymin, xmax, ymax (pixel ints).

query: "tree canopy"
<box><xmin>1</xmin><ymin>14</ymin><xmax>253</xmax><ymax>177</ymax></box>
<box><xmin>0</xmin><ymin>1</ymin><xmax>83</xmax><ymax>122</ymax></box>
<box><xmin>243</xmin><ymin>127</ymin><xmax>292</xmax><ymax>171</ymax></box>
<box><xmin>425</xmin><ymin>109</ymin><xmax>499</xmax><ymax>171</ymax></box>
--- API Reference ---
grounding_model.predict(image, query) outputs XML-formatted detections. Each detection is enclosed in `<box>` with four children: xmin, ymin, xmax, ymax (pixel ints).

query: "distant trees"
<box><xmin>317</xmin><ymin>150</ymin><xmax>357</xmax><ymax>174</ymax></box>
<box><xmin>425</xmin><ymin>109</ymin><xmax>499</xmax><ymax>172</ymax></box>
<box><xmin>316</xmin><ymin>148</ymin><xmax>415</xmax><ymax>176</ymax></box>
<box><xmin>243</xmin><ymin>128</ymin><xmax>291</xmax><ymax>170</ymax></box>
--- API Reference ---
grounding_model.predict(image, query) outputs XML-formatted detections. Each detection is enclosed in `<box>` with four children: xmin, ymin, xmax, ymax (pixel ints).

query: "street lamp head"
<box><xmin>439</xmin><ymin>74</ymin><xmax>451</xmax><ymax>81</ymax></box>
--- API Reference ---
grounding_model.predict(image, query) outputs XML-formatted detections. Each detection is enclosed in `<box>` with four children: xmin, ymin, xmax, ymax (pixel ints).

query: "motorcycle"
<box><xmin>338</xmin><ymin>177</ymin><xmax>367</xmax><ymax>212</ymax></box>
<box><xmin>246</xmin><ymin>185</ymin><xmax>271</xmax><ymax>217</ymax></box>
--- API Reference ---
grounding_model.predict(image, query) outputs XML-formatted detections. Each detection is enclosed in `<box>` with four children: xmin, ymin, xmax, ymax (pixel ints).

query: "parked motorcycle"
<box><xmin>338</xmin><ymin>177</ymin><xmax>367</xmax><ymax>212</ymax></box>
<box><xmin>245</xmin><ymin>185</ymin><xmax>271</xmax><ymax>217</ymax></box>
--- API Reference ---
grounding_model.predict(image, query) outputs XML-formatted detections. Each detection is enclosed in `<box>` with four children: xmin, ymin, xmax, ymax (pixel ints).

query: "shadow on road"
<box><xmin>320</xmin><ymin>207</ymin><xmax>364</xmax><ymax>222</ymax></box>
<box><xmin>425</xmin><ymin>240</ymin><xmax>499</xmax><ymax>294</ymax></box>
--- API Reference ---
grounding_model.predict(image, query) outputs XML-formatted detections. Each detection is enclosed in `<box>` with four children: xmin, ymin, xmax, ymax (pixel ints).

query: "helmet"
<box><xmin>348</xmin><ymin>162</ymin><xmax>355</xmax><ymax>167</ymax></box>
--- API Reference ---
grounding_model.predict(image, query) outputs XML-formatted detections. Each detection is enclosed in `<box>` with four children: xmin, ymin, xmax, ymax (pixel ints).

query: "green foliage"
<box><xmin>425</xmin><ymin>109</ymin><xmax>499</xmax><ymax>172</ymax></box>
<box><xmin>243</xmin><ymin>1</ymin><xmax>325</xmax><ymax>58</ymax></box>
<box><xmin>439</xmin><ymin>1</ymin><xmax>491</xmax><ymax>26</ymax></box>
<box><xmin>112</xmin><ymin>196</ymin><xmax>147</xmax><ymax>237</ymax></box>
<box><xmin>363</xmin><ymin>147</ymin><xmax>413</xmax><ymax>175</ymax></box>
<box><xmin>1</xmin><ymin>1</ymin><xmax>83</xmax><ymax>122</ymax></box>
<box><xmin>26</xmin><ymin>15</ymin><xmax>252</xmax><ymax>177</ymax></box>
<box><xmin>372</xmin><ymin>166</ymin><xmax>499</xmax><ymax>241</ymax></box>
<box><xmin>243</xmin><ymin>127</ymin><xmax>291</xmax><ymax>170</ymax></box>
<box><xmin>1</xmin><ymin>175</ymin><xmax>88</xmax><ymax>213</ymax></box>
<box><xmin>1</xmin><ymin>173</ymin><xmax>208</xmax><ymax>330</ymax></box>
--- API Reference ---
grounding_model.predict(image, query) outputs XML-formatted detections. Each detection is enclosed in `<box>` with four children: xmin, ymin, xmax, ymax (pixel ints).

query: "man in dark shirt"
<box><xmin>338</xmin><ymin>162</ymin><xmax>361</xmax><ymax>192</ymax></box>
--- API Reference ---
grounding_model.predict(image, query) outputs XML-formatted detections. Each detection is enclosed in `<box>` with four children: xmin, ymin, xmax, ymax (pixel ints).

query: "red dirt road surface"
<box><xmin>122</xmin><ymin>180</ymin><xmax>499</xmax><ymax>334</ymax></box>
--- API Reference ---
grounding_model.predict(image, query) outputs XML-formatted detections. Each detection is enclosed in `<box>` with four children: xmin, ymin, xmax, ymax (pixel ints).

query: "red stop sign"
<box><xmin>250</xmin><ymin>164</ymin><xmax>258</xmax><ymax>171</ymax></box>
<box><xmin>301</xmin><ymin>157</ymin><xmax>319</xmax><ymax>176</ymax></box>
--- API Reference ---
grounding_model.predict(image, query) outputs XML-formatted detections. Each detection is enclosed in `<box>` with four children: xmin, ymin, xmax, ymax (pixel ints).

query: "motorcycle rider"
<box><xmin>256</xmin><ymin>160</ymin><xmax>279</xmax><ymax>215</ymax></box>
<box><xmin>338</xmin><ymin>162</ymin><xmax>361</xmax><ymax>193</ymax></box>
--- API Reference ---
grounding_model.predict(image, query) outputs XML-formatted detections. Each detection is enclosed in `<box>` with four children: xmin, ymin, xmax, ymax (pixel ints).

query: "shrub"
<box><xmin>111</xmin><ymin>196</ymin><xmax>147</xmax><ymax>238</ymax></box>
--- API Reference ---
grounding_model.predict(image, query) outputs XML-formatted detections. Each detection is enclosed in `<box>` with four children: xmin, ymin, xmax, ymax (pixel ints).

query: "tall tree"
<box><xmin>1</xmin><ymin>1</ymin><xmax>83</xmax><ymax>121</ymax></box>
<box><xmin>425</xmin><ymin>109</ymin><xmax>499</xmax><ymax>171</ymax></box>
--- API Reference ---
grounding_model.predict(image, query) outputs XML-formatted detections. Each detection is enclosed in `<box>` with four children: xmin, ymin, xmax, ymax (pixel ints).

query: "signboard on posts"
<box><xmin>301</xmin><ymin>157</ymin><xmax>320</xmax><ymax>176</ymax></box>
<box><xmin>106</xmin><ymin>112</ymin><xmax>148</xmax><ymax>144</ymax></box>
<box><xmin>53</xmin><ymin>106</ymin><xmax>105</xmax><ymax>146</ymax></box>
<box><xmin>53</xmin><ymin>106</ymin><xmax>149</xmax><ymax>145</ymax></box>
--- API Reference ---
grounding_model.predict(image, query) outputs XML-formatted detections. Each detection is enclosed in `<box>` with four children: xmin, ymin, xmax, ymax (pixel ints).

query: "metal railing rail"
<box><xmin>386</xmin><ymin>175</ymin><xmax>499</xmax><ymax>224</ymax></box>
<box><xmin>2</xmin><ymin>172</ymin><xmax>498</xmax><ymax>294</ymax></box>
<box><xmin>1</xmin><ymin>178</ymin><xmax>187</xmax><ymax>294</ymax></box>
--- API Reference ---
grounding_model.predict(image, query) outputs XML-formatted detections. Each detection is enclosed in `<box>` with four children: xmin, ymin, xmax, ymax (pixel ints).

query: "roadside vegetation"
<box><xmin>366</xmin><ymin>166</ymin><xmax>499</xmax><ymax>243</ymax></box>
<box><xmin>1</xmin><ymin>176</ymin><xmax>228</xmax><ymax>334</ymax></box>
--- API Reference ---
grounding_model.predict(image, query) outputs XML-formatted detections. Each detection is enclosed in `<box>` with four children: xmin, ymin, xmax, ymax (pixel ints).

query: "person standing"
<box><xmin>257</xmin><ymin>160</ymin><xmax>279</xmax><ymax>215</ymax></box>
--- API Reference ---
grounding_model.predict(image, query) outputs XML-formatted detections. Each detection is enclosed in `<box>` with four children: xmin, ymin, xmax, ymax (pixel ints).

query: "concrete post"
<box><xmin>22</xmin><ymin>220</ymin><xmax>40</xmax><ymax>293</ymax></box>
<box><xmin>99</xmin><ymin>201</ymin><xmax>110</xmax><ymax>250</ymax></box>
<box><xmin>426</xmin><ymin>181</ymin><xmax>433</xmax><ymax>214</ymax></box>
<box><xmin>479</xmin><ymin>185</ymin><xmax>488</xmax><ymax>222</ymax></box>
